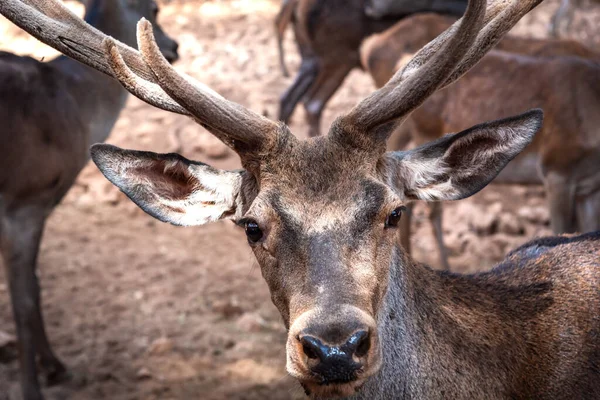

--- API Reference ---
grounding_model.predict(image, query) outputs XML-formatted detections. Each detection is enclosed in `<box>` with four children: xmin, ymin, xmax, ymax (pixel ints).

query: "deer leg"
<box><xmin>36</xmin><ymin>320</ymin><xmax>68</xmax><ymax>388</ymax></box>
<box><xmin>274</xmin><ymin>0</ymin><xmax>295</xmax><ymax>78</ymax></box>
<box><xmin>303</xmin><ymin>63</ymin><xmax>354</xmax><ymax>137</ymax></box>
<box><xmin>278</xmin><ymin>57</ymin><xmax>319</xmax><ymax>123</ymax></box>
<box><xmin>549</xmin><ymin>0</ymin><xmax>572</xmax><ymax>37</ymax></box>
<box><xmin>576</xmin><ymin>191</ymin><xmax>600</xmax><ymax>233</ymax></box>
<box><xmin>545</xmin><ymin>172</ymin><xmax>577</xmax><ymax>233</ymax></box>
<box><xmin>1</xmin><ymin>212</ymin><xmax>45</xmax><ymax>400</ymax></box>
<box><xmin>399</xmin><ymin>202</ymin><xmax>413</xmax><ymax>255</ymax></box>
<box><xmin>17</xmin><ymin>216</ymin><xmax>68</xmax><ymax>386</ymax></box>
<box><xmin>277</xmin><ymin>32</ymin><xmax>290</xmax><ymax>78</ymax></box>
<box><xmin>428</xmin><ymin>202</ymin><xmax>450</xmax><ymax>270</ymax></box>
<box><xmin>1</xmin><ymin>209</ymin><xmax>65</xmax><ymax>400</ymax></box>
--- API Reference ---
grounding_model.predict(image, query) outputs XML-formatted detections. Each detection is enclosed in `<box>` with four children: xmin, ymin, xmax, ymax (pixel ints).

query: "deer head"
<box><xmin>0</xmin><ymin>0</ymin><xmax>544</xmax><ymax>397</ymax></box>
<box><xmin>84</xmin><ymin>0</ymin><xmax>179</xmax><ymax>62</ymax></box>
<box><xmin>114</xmin><ymin>0</ymin><xmax>179</xmax><ymax>62</ymax></box>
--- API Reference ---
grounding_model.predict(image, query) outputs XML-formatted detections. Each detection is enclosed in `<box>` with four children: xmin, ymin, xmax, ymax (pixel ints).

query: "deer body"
<box><xmin>355</xmin><ymin>232</ymin><xmax>600</xmax><ymax>399</ymax></box>
<box><xmin>5</xmin><ymin>0</ymin><xmax>600</xmax><ymax>398</ymax></box>
<box><xmin>0</xmin><ymin>1</ymin><xmax>177</xmax><ymax>399</ymax></box>
<box><xmin>0</xmin><ymin>54</ymin><xmax>126</xmax><ymax>206</ymax></box>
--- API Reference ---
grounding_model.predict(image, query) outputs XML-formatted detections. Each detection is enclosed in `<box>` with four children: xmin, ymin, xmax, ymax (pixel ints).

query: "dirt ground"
<box><xmin>0</xmin><ymin>0</ymin><xmax>598</xmax><ymax>399</ymax></box>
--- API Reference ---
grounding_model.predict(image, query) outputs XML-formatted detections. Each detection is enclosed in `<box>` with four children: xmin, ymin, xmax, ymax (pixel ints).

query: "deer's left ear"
<box><xmin>382</xmin><ymin>109</ymin><xmax>543</xmax><ymax>201</ymax></box>
<box><xmin>91</xmin><ymin>144</ymin><xmax>247</xmax><ymax>226</ymax></box>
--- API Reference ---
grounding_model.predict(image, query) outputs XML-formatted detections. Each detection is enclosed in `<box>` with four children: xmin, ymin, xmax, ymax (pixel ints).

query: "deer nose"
<box><xmin>299</xmin><ymin>330</ymin><xmax>370</xmax><ymax>383</ymax></box>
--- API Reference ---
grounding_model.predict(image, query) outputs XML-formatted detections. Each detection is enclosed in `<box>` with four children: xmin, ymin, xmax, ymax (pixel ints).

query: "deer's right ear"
<box><xmin>90</xmin><ymin>144</ymin><xmax>245</xmax><ymax>226</ymax></box>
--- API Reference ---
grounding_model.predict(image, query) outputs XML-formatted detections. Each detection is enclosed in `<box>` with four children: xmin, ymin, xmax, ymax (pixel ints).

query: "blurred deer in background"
<box><xmin>4</xmin><ymin>0</ymin><xmax>600</xmax><ymax>398</ymax></box>
<box><xmin>276</xmin><ymin>0</ymin><xmax>468</xmax><ymax>137</ymax></box>
<box><xmin>362</xmin><ymin>12</ymin><xmax>600</xmax><ymax>269</ymax></box>
<box><xmin>364</xmin><ymin>0</ymin><xmax>471</xmax><ymax>18</ymax></box>
<box><xmin>0</xmin><ymin>0</ymin><xmax>177</xmax><ymax>398</ymax></box>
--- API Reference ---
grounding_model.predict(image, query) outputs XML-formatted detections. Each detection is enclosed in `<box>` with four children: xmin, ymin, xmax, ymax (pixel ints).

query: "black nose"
<box><xmin>300</xmin><ymin>330</ymin><xmax>370</xmax><ymax>383</ymax></box>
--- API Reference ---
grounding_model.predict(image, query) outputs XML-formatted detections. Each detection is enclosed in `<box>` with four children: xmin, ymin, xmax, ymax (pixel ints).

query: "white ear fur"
<box><xmin>396</xmin><ymin>154</ymin><xmax>455</xmax><ymax>201</ymax></box>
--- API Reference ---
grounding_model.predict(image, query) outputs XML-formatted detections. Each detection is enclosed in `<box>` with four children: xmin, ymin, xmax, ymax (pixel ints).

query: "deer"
<box><xmin>0</xmin><ymin>0</ymin><xmax>178</xmax><ymax>399</ymax></box>
<box><xmin>361</xmin><ymin>12</ymin><xmax>600</xmax><ymax>269</ymax></box>
<box><xmin>4</xmin><ymin>0</ymin><xmax>600</xmax><ymax>398</ymax></box>
<box><xmin>276</xmin><ymin>0</ymin><xmax>468</xmax><ymax>138</ymax></box>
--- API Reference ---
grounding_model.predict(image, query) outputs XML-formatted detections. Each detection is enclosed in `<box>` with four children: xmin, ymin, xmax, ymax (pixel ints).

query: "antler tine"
<box><xmin>104</xmin><ymin>37</ymin><xmax>251</xmax><ymax>151</ymax></box>
<box><xmin>134</xmin><ymin>20</ymin><xmax>281</xmax><ymax>154</ymax></box>
<box><xmin>342</xmin><ymin>0</ymin><xmax>543</xmax><ymax>141</ymax></box>
<box><xmin>104</xmin><ymin>39</ymin><xmax>190</xmax><ymax>115</ymax></box>
<box><xmin>441</xmin><ymin>0</ymin><xmax>544</xmax><ymax>88</ymax></box>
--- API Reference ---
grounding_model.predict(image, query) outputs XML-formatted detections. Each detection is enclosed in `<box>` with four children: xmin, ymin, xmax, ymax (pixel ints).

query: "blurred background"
<box><xmin>0</xmin><ymin>0</ymin><xmax>599</xmax><ymax>398</ymax></box>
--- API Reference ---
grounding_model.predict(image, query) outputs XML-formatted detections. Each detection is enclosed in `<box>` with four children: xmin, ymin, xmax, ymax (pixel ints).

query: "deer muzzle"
<box><xmin>286</xmin><ymin>305</ymin><xmax>381</xmax><ymax>398</ymax></box>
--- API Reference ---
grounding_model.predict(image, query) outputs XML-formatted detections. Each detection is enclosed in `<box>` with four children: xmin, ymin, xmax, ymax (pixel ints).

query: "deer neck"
<box><xmin>352</xmin><ymin>247</ymin><xmax>522</xmax><ymax>399</ymax></box>
<box><xmin>48</xmin><ymin>0</ymin><xmax>134</xmax><ymax>145</ymax></box>
<box><xmin>351</xmin><ymin>249</ymin><xmax>438</xmax><ymax>398</ymax></box>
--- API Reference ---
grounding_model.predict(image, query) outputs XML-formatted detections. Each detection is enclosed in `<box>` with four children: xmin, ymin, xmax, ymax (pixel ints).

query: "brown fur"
<box><xmin>0</xmin><ymin>1</ymin><xmax>178</xmax><ymax>399</ymax></box>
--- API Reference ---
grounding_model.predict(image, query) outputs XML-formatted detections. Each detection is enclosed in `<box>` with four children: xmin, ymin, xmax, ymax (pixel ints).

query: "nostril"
<box><xmin>300</xmin><ymin>336</ymin><xmax>326</xmax><ymax>361</ymax></box>
<box><xmin>302</xmin><ymin>342</ymin><xmax>319</xmax><ymax>360</ymax></box>
<box><xmin>355</xmin><ymin>331</ymin><xmax>371</xmax><ymax>358</ymax></box>
<box><xmin>345</xmin><ymin>330</ymin><xmax>370</xmax><ymax>358</ymax></box>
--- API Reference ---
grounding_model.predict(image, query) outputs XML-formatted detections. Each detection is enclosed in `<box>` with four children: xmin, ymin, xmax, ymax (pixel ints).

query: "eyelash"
<box><xmin>385</xmin><ymin>206</ymin><xmax>406</xmax><ymax>228</ymax></box>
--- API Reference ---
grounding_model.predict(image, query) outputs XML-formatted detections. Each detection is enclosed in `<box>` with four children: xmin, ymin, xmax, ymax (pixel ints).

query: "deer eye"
<box><xmin>385</xmin><ymin>206</ymin><xmax>405</xmax><ymax>228</ymax></box>
<box><xmin>244</xmin><ymin>220</ymin><xmax>263</xmax><ymax>243</ymax></box>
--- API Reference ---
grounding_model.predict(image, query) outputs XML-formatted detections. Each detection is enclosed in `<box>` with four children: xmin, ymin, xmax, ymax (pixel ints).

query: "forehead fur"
<box><xmin>250</xmin><ymin>136</ymin><xmax>397</xmax><ymax>231</ymax></box>
<box><xmin>261</xmin><ymin>136</ymin><xmax>379</xmax><ymax>191</ymax></box>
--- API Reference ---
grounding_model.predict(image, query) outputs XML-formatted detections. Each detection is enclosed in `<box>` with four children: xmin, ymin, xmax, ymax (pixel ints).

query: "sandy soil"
<box><xmin>0</xmin><ymin>0</ymin><xmax>597</xmax><ymax>398</ymax></box>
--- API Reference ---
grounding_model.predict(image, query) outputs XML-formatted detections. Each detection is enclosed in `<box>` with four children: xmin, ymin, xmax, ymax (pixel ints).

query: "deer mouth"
<box><xmin>163</xmin><ymin>49</ymin><xmax>179</xmax><ymax>64</ymax></box>
<box><xmin>288</xmin><ymin>352</ymin><xmax>380</xmax><ymax>399</ymax></box>
<box><xmin>299</xmin><ymin>376</ymin><xmax>368</xmax><ymax>398</ymax></box>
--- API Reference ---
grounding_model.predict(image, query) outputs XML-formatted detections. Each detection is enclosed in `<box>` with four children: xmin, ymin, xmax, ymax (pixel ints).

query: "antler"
<box><xmin>0</xmin><ymin>0</ymin><xmax>282</xmax><ymax>156</ymax></box>
<box><xmin>341</xmin><ymin>0</ymin><xmax>544</xmax><ymax>144</ymax></box>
